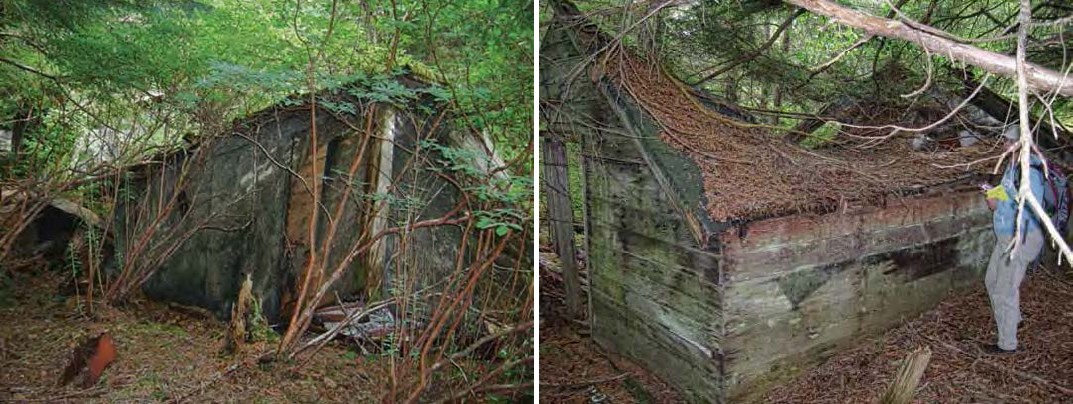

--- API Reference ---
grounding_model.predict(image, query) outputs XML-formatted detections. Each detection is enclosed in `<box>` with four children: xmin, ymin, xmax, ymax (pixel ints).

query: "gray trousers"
<box><xmin>985</xmin><ymin>230</ymin><xmax>1044</xmax><ymax>350</ymax></box>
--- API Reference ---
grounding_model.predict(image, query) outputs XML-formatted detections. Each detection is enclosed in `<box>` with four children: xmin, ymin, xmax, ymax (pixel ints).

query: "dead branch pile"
<box><xmin>604</xmin><ymin>51</ymin><xmax>995</xmax><ymax>221</ymax></box>
<box><xmin>765</xmin><ymin>268</ymin><xmax>1073</xmax><ymax>403</ymax></box>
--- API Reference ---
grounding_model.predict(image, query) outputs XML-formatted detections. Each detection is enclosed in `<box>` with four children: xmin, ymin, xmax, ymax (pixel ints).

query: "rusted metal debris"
<box><xmin>59</xmin><ymin>332</ymin><xmax>116</xmax><ymax>388</ymax></box>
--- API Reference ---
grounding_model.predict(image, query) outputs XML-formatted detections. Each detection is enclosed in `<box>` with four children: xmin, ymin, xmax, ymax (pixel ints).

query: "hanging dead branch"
<box><xmin>1007</xmin><ymin>0</ymin><xmax>1073</xmax><ymax>264</ymax></box>
<box><xmin>784</xmin><ymin>0</ymin><xmax>1073</xmax><ymax>96</ymax></box>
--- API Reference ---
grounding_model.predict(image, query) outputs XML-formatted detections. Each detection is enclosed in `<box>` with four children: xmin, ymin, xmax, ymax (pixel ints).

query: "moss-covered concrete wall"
<box><xmin>718</xmin><ymin>192</ymin><xmax>992</xmax><ymax>401</ymax></box>
<box><xmin>544</xmin><ymin>15</ymin><xmax>996</xmax><ymax>404</ymax></box>
<box><xmin>118</xmin><ymin>83</ymin><xmax>485</xmax><ymax>323</ymax></box>
<box><xmin>542</xmin><ymin>19</ymin><xmax>725</xmax><ymax>402</ymax></box>
<box><xmin>121</xmin><ymin>109</ymin><xmax>325</xmax><ymax>322</ymax></box>
<box><xmin>584</xmin><ymin>91</ymin><xmax>993</xmax><ymax>402</ymax></box>
<box><xmin>583</xmin><ymin>128</ymin><xmax>724</xmax><ymax>403</ymax></box>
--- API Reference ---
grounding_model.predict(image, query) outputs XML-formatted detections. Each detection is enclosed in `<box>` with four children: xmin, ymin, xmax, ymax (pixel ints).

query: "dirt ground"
<box><xmin>766</xmin><ymin>266</ymin><xmax>1073</xmax><ymax>403</ymax></box>
<box><xmin>541</xmin><ymin>247</ymin><xmax>1073</xmax><ymax>403</ymax></box>
<box><xmin>0</xmin><ymin>270</ymin><xmax>488</xmax><ymax>403</ymax></box>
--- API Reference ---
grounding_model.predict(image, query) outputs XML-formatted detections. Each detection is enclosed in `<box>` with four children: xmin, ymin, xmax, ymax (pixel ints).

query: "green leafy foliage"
<box><xmin>346</xmin><ymin>73</ymin><xmax>420</xmax><ymax>106</ymax></box>
<box><xmin>422</xmin><ymin>139</ymin><xmax>531</xmax><ymax>236</ymax></box>
<box><xmin>248</xmin><ymin>296</ymin><xmax>278</xmax><ymax>343</ymax></box>
<box><xmin>801</xmin><ymin>121</ymin><xmax>841</xmax><ymax>149</ymax></box>
<box><xmin>341</xmin><ymin>350</ymin><xmax>358</xmax><ymax>361</ymax></box>
<box><xmin>476</xmin><ymin>208</ymin><xmax>526</xmax><ymax>236</ymax></box>
<box><xmin>2</xmin><ymin>0</ymin><xmax>532</xmax><ymax>182</ymax></box>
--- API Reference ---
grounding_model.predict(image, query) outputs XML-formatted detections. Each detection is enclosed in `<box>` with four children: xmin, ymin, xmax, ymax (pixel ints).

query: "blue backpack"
<box><xmin>1014</xmin><ymin>161</ymin><xmax>1069</xmax><ymax>232</ymax></box>
<box><xmin>1025</xmin><ymin>161</ymin><xmax>1069</xmax><ymax>270</ymax></box>
<box><xmin>1040</xmin><ymin>161</ymin><xmax>1069</xmax><ymax>234</ymax></box>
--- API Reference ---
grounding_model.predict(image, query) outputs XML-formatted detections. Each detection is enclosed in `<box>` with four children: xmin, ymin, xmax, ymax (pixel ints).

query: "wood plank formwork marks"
<box><xmin>582</xmin><ymin>92</ymin><xmax>724</xmax><ymax>402</ymax></box>
<box><xmin>718</xmin><ymin>193</ymin><xmax>992</xmax><ymax>402</ymax></box>
<box><xmin>542</xmin><ymin>2</ymin><xmax>999</xmax><ymax>402</ymax></box>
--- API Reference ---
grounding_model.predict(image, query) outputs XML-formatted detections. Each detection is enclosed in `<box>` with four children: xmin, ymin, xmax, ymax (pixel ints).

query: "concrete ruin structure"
<box><xmin>543</xmin><ymin>3</ymin><xmax>999</xmax><ymax>402</ymax></box>
<box><xmin>116</xmin><ymin>73</ymin><xmax>508</xmax><ymax>322</ymax></box>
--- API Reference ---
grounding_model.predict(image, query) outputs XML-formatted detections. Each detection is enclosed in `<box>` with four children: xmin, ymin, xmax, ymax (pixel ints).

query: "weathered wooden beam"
<box><xmin>880</xmin><ymin>346</ymin><xmax>932</xmax><ymax>404</ymax></box>
<box><xmin>542</xmin><ymin>133</ymin><xmax>581</xmax><ymax>317</ymax></box>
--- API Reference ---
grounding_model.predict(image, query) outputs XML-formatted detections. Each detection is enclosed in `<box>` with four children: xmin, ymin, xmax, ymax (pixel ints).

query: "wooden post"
<box><xmin>542</xmin><ymin>133</ymin><xmax>580</xmax><ymax>317</ymax></box>
<box><xmin>880</xmin><ymin>346</ymin><xmax>931</xmax><ymax>404</ymax></box>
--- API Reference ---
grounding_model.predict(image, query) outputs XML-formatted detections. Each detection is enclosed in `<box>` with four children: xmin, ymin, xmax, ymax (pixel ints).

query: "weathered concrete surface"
<box><xmin>584</xmin><ymin>141</ymin><xmax>724</xmax><ymax>403</ymax></box>
<box><xmin>124</xmin><ymin>109</ymin><xmax>344</xmax><ymax>322</ymax></box>
<box><xmin>544</xmin><ymin>5</ymin><xmax>996</xmax><ymax>402</ymax></box>
<box><xmin>542</xmin><ymin>17</ymin><xmax>724</xmax><ymax>402</ymax></box>
<box><xmin>718</xmin><ymin>192</ymin><xmax>992</xmax><ymax>402</ymax></box>
<box><xmin>577</xmin><ymin>110</ymin><xmax>993</xmax><ymax>402</ymax></box>
<box><xmin>118</xmin><ymin>77</ymin><xmax>494</xmax><ymax>323</ymax></box>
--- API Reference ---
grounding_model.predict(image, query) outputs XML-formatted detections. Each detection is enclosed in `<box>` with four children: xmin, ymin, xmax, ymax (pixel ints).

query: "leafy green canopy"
<box><xmin>1</xmin><ymin>0</ymin><xmax>532</xmax><ymax>178</ymax></box>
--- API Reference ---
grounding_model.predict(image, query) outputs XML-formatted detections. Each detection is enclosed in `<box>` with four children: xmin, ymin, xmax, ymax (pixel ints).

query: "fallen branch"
<box><xmin>784</xmin><ymin>0</ymin><xmax>1073</xmax><ymax>96</ymax></box>
<box><xmin>880</xmin><ymin>346</ymin><xmax>932</xmax><ymax>404</ymax></box>
<box><xmin>541</xmin><ymin>372</ymin><xmax>629</xmax><ymax>389</ymax></box>
<box><xmin>166</xmin><ymin>362</ymin><xmax>243</xmax><ymax>404</ymax></box>
<box><xmin>292</xmin><ymin>299</ymin><xmax>395</xmax><ymax>359</ymax></box>
<box><xmin>23</xmin><ymin>386</ymin><xmax>105</xmax><ymax>402</ymax></box>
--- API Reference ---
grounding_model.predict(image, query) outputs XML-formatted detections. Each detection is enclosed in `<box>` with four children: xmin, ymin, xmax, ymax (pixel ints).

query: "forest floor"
<box><xmin>542</xmin><ymin>246</ymin><xmax>1073</xmax><ymax>403</ymax></box>
<box><xmin>0</xmin><ymin>268</ymin><xmax>491</xmax><ymax>403</ymax></box>
<box><xmin>766</xmin><ymin>265</ymin><xmax>1073</xmax><ymax>403</ymax></box>
<box><xmin>538</xmin><ymin>250</ymin><xmax>682</xmax><ymax>404</ymax></box>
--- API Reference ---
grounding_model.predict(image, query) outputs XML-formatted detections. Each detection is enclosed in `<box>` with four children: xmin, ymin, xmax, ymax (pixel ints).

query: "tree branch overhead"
<box><xmin>785</xmin><ymin>0</ymin><xmax>1073</xmax><ymax>97</ymax></box>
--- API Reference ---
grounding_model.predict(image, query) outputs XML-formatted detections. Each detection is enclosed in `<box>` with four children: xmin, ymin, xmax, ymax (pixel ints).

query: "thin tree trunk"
<box><xmin>772</xmin><ymin>19</ymin><xmax>792</xmax><ymax>124</ymax></box>
<box><xmin>1011</xmin><ymin>0</ymin><xmax>1073</xmax><ymax>269</ymax></box>
<box><xmin>640</xmin><ymin>0</ymin><xmax>665</xmax><ymax>56</ymax></box>
<box><xmin>6</xmin><ymin>107</ymin><xmax>36</xmax><ymax>172</ymax></box>
<box><xmin>725</xmin><ymin>75</ymin><xmax>739</xmax><ymax>104</ymax></box>
<box><xmin>542</xmin><ymin>134</ymin><xmax>580</xmax><ymax>317</ymax></box>
<box><xmin>760</xmin><ymin>23</ymin><xmax>772</xmax><ymax>118</ymax></box>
